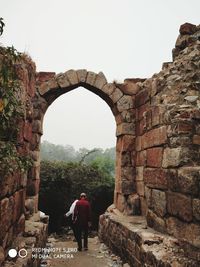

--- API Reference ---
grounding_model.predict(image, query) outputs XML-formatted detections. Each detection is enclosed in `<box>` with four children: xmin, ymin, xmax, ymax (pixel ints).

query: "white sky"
<box><xmin>1</xmin><ymin>0</ymin><xmax>200</xmax><ymax>149</ymax></box>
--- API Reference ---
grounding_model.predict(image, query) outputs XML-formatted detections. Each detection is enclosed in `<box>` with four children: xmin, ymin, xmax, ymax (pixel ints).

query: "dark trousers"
<box><xmin>76</xmin><ymin>224</ymin><xmax>88</xmax><ymax>249</ymax></box>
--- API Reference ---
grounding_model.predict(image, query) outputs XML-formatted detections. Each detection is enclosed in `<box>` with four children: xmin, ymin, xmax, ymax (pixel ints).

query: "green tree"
<box><xmin>39</xmin><ymin>160</ymin><xmax>114</xmax><ymax>232</ymax></box>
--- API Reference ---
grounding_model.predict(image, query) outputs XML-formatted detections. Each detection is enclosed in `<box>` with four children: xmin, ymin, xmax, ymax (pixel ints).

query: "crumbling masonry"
<box><xmin>0</xmin><ymin>22</ymin><xmax>200</xmax><ymax>266</ymax></box>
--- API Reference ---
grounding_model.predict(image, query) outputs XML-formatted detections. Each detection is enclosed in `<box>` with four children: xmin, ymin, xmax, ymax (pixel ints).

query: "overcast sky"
<box><xmin>1</xmin><ymin>0</ymin><xmax>200</xmax><ymax>150</ymax></box>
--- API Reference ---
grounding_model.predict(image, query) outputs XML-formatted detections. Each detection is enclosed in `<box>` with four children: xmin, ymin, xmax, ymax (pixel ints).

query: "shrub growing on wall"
<box><xmin>0</xmin><ymin>24</ymin><xmax>32</xmax><ymax>177</ymax></box>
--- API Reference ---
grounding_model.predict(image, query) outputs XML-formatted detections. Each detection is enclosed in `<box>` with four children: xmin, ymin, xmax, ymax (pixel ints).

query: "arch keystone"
<box><xmin>77</xmin><ymin>69</ymin><xmax>87</xmax><ymax>83</ymax></box>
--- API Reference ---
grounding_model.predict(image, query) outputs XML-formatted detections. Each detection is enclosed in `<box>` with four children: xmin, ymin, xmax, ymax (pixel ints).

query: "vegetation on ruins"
<box><xmin>0</xmin><ymin>18</ymin><xmax>32</xmax><ymax>176</ymax></box>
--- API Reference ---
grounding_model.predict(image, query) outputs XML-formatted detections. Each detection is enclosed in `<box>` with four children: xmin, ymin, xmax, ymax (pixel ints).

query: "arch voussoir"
<box><xmin>65</xmin><ymin>69</ymin><xmax>79</xmax><ymax>85</ymax></box>
<box><xmin>85</xmin><ymin>71</ymin><xmax>97</xmax><ymax>86</ymax></box>
<box><xmin>38</xmin><ymin>77</ymin><xmax>59</xmax><ymax>96</ymax></box>
<box><xmin>94</xmin><ymin>72</ymin><xmax>107</xmax><ymax>89</ymax></box>
<box><xmin>101</xmin><ymin>83</ymin><xmax>115</xmax><ymax>96</ymax></box>
<box><xmin>110</xmin><ymin>87</ymin><xmax>123</xmax><ymax>104</ymax></box>
<box><xmin>56</xmin><ymin>72</ymin><xmax>71</xmax><ymax>88</ymax></box>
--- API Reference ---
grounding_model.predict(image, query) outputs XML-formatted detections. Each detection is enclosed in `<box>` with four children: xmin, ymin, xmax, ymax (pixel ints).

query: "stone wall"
<box><xmin>99</xmin><ymin>22</ymin><xmax>200</xmax><ymax>265</ymax></box>
<box><xmin>0</xmin><ymin>52</ymin><xmax>48</xmax><ymax>266</ymax></box>
<box><xmin>99</xmin><ymin>207</ymin><xmax>200</xmax><ymax>267</ymax></box>
<box><xmin>134</xmin><ymin>23</ymin><xmax>200</xmax><ymax>248</ymax></box>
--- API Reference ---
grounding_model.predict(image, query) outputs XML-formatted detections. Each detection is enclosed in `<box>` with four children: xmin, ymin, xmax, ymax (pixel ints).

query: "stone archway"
<box><xmin>28</xmin><ymin>69</ymin><xmax>138</xmax><ymax>216</ymax></box>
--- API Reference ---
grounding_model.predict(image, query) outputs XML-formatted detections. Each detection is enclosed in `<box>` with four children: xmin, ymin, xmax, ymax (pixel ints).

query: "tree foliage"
<box><xmin>39</xmin><ymin>159</ymin><xmax>114</xmax><ymax>232</ymax></box>
<box><xmin>40</xmin><ymin>141</ymin><xmax>115</xmax><ymax>174</ymax></box>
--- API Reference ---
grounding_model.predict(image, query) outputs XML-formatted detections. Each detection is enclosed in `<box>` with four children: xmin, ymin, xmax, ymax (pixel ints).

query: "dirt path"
<box><xmin>42</xmin><ymin>235</ymin><xmax>125</xmax><ymax>267</ymax></box>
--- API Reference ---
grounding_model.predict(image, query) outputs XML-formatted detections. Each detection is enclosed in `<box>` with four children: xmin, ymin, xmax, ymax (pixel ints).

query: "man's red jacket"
<box><xmin>74</xmin><ymin>199</ymin><xmax>91</xmax><ymax>227</ymax></box>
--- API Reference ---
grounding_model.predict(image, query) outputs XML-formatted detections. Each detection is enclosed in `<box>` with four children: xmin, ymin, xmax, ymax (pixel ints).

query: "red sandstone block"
<box><xmin>151</xmin><ymin>106</ymin><xmax>162</xmax><ymax>126</ymax></box>
<box><xmin>121</xmin><ymin>167</ymin><xmax>136</xmax><ymax>181</ymax></box>
<box><xmin>116</xmin><ymin>137</ymin><xmax>122</xmax><ymax>152</ymax></box>
<box><xmin>27</xmin><ymin>71</ymin><xmax>36</xmax><ymax>97</ymax></box>
<box><xmin>177</xmin><ymin>122</ymin><xmax>193</xmax><ymax>134</ymax></box>
<box><xmin>193</xmin><ymin>135</ymin><xmax>200</xmax><ymax>145</ymax></box>
<box><xmin>135</xmin><ymin>89</ymin><xmax>150</xmax><ymax>107</ymax></box>
<box><xmin>167</xmin><ymin>192</ymin><xmax>192</xmax><ymax>222</ymax></box>
<box><xmin>145</xmin><ymin>110</ymin><xmax>152</xmax><ymax>130</ymax></box>
<box><xmin>135</xmin><ymin>137</ymin><xmax>142</xmax><ymax>151</ymax></box>
<box><xmin>14</xmin><ymin>214</ymin><xmax>25</xmax><ymax>236</ymax></box>
<box><xmin>136</xmin><ymin>181</ymin><xmax>144</xmax><ymax>196</ymax></box>
<box><xmin>121</xmin><ymin>135</ymin><xmax>135</xmax><ymax>152</ymax></box>
<box><xmin>146</xmin><ymin>209</ymin><xmax>166</xmax><ymax>233</ymax></box>
<box><xmin>24</xmin><ymin>121</ymin><xmax>32</xmax><ymax>142</ymax></box>
<box><xmin>144</xmin><ymin>168</ymin><xmax>168</xmax><ymax>189</ymax></box>
<box><xmin>146</xmin><ymin>147</ymin><xmax>163</xmax><ymax>167</ymax></box>
<box><xmin>115</xmin><ymin>113</ymin><xmax>123</xmax><ymax>125</ymax></box>
<box><xmin>136</xmin><ymin>150</ymin><xmax>146</xmax><ymax>166</ymax></box>
<box><xmin>120</xmin><ymin>180</ymin><xmax>136</xmax><ymax>194</ymax></box>
<box><xmin>121</xmin><ymin>152</ymin><xmax>132</xmax><ymax>167</ymax></box>
<box><xmin>136</xmin><ymin>119</ymin><xmax>146</xmax><ymax>136</ymax></box>
<box><xmin>131</xmin><ymin>151</ymin><xmax>136</xmax><ymax>167</ymax></box>
<box><xmin>151</xmin><ymin>189</ymin><xmax>167</xmax><ymax>217</ymax></box>
<box><xmin>30</xmin><ymin>133</ymin><xmax>41</xmax><ymax>151</ymax></box>
<box><xmin>141</xmin><ymin>126</ymin><xmax>167</xmax><ymax>149</ymax></box>
<box><xmin>27</xmin><ymin>179</ymin><xmax>40</xmax><ymax>196</ymax></box>
<box><xmin>28</xmin><ymin>165</ymin><xmax>40</xmax><ymax>180</ymax></box>
<box><xmin>136</xmin><ymin>103</ymin><xmax>150</xmax><ymax>121</ymax></box>
<box><xmin>36</xmin><ymin>72</ymin><xmax>56</xmax><ymax>83</ymax></box>
<box><xmin>14</xmin><ymin>190</ymin><xmax>24</xmax><ymax>222</ymax></box>
<box><xmin>166</xmin><ymin>217</ymin><xmax>200</xmax><ymax>247</ymax></box>
<box><xmin>177</xmin><ymin>167</ymin><xmax>200</xmax><ymax>196</ymax></box>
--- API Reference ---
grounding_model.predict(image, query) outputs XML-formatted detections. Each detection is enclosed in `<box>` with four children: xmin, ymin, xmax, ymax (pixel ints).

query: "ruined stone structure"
<box><xmin>0</xmin><ymin>23</ymin><xmax>200</xmax><ymax>266</ymax></box>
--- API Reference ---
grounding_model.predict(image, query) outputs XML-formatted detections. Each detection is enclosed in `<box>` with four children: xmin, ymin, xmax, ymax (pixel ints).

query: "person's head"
<box><xmin>80</xmin><ymin>192</ymin><xmax>87</xmax><ymax>199</ymax></box>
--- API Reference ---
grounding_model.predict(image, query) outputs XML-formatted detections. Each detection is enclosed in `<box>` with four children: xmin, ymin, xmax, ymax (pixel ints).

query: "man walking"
<box><xmin>73</xmin><ymin>193</ymin><xmax>91</xmax><ymax>251</ymax></box>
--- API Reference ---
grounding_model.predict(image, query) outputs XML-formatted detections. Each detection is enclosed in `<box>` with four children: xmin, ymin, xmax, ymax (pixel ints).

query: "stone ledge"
<box><xmin>99</xmin><ymin>208</ymin><xmax>200</xmax><ymax>267</ymax></box>
<box><xmin>3</xmin><ymin>212</ymin><xmax>49</xmax><ymax>267</ymax></box>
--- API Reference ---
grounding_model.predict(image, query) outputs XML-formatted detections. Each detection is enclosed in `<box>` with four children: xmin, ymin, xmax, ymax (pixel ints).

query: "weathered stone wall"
<box><xmin>99</xmin><ymin>207</ymin><xmax>200</xmax><ymax>266</ymax></box>
<box><xmin>99</xmin><ymin>23</ymin><xmax>200</xmax><ymax>266</ymax></box>
<box><xmin>134</xmin><ymin>23</ymin><xmax>200</xmax><ymax>248</ymax></box>
<box><xmin>0</xmin><ymin>53</ymin><xmax>48</xmax><ymax>266</ymax></box>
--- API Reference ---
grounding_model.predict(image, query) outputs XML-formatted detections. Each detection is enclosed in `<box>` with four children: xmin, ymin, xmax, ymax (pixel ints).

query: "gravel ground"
<box><xmin>39</xmin><ymin>232</ymin><xmax>129</xmax><ymax>267</ymax></box>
